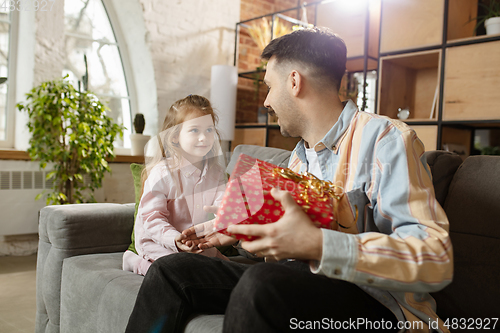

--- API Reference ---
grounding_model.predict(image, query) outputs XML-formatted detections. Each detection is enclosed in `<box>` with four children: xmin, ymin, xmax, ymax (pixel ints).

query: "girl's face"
<box><xmin>177</xmin><ymin>113</ymin><xmax>216</xmax><ymax>163</ymax></box>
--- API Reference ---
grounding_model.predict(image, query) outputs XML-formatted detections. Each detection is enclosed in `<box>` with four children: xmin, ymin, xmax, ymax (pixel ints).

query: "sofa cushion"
<box><xmin>60</xmin><ymin>253</ymin><xmax>143</xmax><ymax>333</ymax></box>
<box><xmin>443</xmin><ymin>155</ymin><xmax>500</xmax><ymax>238</ymax></box>
<box><xmin>423</xmin><ymin>150</ymin><xmax>463</xmax><ymax>207</ymax></box>
<box><xmin>60</xmin><ymin>253</ymin><xmax>248</xmax><ymax>333</ymax></box>
<box><xmin>432</xmin><ymin>155</ymin><xmax>500</xmax><ymax>319</ymax></box>
<box><xmin>227</xmin><ymin>144</ymin><xmax>292</xmax><ymax>175</ymax></box>
<box><xmin>127</xmin><ymin>163</ymin><xmax>145</xmax><ymax>254</ymax></box>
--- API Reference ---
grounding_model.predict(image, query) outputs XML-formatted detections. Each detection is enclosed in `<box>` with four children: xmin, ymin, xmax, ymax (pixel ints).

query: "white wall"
<box><xmin>139</xmin><ymin>0</ymin><xmax>239</xmax><ymax>131</ymax></box>
<box><xmin>2</xmin><ymin>0</ymin><xmax>240</xmax><ymax>254</ymax></box>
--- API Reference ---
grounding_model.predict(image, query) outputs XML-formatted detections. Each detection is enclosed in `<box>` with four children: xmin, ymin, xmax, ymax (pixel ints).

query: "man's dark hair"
<box><xmin>261</xmin><ymin>27</ymin><xmax>347</xmax><ymax>91</ymax></box>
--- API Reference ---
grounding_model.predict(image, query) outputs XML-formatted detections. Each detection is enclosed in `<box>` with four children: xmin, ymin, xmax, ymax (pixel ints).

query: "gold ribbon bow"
<box><xmin>272</xmin><ymin>167</ymin><xmax>343</xmax><ymax>206</ymax></box>
<box><xmin>272</xmin><ymin>167</ymin><xmax>357</xmax><ymax>229</ymax></box>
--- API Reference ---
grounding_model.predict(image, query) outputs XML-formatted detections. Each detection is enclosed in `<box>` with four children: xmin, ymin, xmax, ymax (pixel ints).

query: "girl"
<box><xmin>123</xmin><ymin>95</ymin><xmax>228</xmax><ymax>275</ymax></box>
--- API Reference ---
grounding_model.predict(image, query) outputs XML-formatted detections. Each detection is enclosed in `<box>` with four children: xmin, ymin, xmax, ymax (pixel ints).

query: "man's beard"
<box><xmin>268</xmin><ymin>108</ymin><xmax>291</xmax><ymax>137</ymax></box>
<box><xmin>279</xmin><ymin>125</ymin><xmax>291</xmax><ymax>137</ymax></box>
<box><xmin>270</xmin><ymin>93</ymin><xmax>301</xmax><ymax>138</ymax></box>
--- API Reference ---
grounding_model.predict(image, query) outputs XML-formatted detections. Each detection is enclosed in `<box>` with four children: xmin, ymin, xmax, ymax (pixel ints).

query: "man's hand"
<box><xmin>174</xmin><ymin>233</ymin><xmax>203</xmax><ymax>253</ymax></box>
<box><xmin>227</xmin><ymin>188</ymin><xmax>323</xmax><ymax>261</ymax></box>
<box><xmin>181</xmin><ymin>215</ymin><xmax>237</xmax><ymax>250</ymax></box>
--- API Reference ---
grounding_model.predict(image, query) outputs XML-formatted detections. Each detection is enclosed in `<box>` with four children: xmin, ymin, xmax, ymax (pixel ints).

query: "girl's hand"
<box><xmin>175</xmin><ymin>233</ymin><xmax>203</xmax><ymax>253</ymax></box>
<box><xmin>181</xmin><ymin>219</ymin><xmax>237</xmax><ymax>249</ymax></box>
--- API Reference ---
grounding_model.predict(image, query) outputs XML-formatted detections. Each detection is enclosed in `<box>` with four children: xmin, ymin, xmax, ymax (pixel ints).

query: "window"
<box><xmin>0</xmin><ymin>7</ymin><xmax>16</xmax><ymax>147</ymax></box>
<box><xmin>63</xmin><ymin>0</ymin><xmax>132</xmax><ymax>148</ymax></box>
<box><xmin>353</xmin><ymin>70</ymin><xmax>377</xmax><ymax>113</ymax></box>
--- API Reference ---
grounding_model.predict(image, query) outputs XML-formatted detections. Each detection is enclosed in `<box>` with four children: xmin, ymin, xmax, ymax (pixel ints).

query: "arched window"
<box><xmin>63</xmin><ymin>0</ymin><xmax>132</xmax><ymax>148</ymax></box>
<box><xmin>0</xmin><ymin>7</ymin><xmax>17</xmax><ymax>147</ymax></box>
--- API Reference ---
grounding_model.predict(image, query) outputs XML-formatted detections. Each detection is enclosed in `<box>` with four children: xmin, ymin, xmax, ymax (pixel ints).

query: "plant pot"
<box><xmin>485</xmin><ymin>17</ymin><xmax>500</xmax><ymax>36</ymax></box>
<box><xmin>130</xmin><ymin>134</ymin><xmax>151</xmax><ymax>156</ymax></box>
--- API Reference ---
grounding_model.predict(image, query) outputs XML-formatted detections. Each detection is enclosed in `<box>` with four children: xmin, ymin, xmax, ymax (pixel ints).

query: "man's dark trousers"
<box><xmin>125</xmin><ymin>252</ymin><xmax>398</xmax><ymax>333</ymax></box>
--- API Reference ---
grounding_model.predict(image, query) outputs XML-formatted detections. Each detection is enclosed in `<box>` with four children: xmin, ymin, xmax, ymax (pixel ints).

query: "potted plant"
<box><xmin>17</xmin><ymin>76</ymin><xmax>124</xmax><ymax>205</ymax></box>
<box><xmin>130</xmin><ymin>113</ymin><xmax>151</xmax><ymax>156</ymax></box>
<box><xmin>473</xmin><ymin>0</ymin><xmax>500</xmax><ymax>35</ymax></box>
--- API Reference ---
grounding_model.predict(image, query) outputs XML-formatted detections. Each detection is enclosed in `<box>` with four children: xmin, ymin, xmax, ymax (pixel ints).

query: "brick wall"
<box><xmin>236</xmin><ymin>0</ymin><xmax>310</xmax><ymax>123</ymax></box>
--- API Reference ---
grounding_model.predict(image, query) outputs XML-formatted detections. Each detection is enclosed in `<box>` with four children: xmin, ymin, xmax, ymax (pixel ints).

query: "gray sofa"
<box><xmin>35</xmin><ymin>145</ymin><xmax>500</xmax><ymax>333</ymax></box>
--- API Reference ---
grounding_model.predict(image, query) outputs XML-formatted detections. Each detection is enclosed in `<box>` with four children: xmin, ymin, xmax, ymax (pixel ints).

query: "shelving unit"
<box><xmin>377</xmin><ymin>0</ymin><xmax>500</xmax><ymax>157</ymax></box>
<box><xmin>443</xmin><ymin>40</ymin><xmax>500</xmax><ymax>121</ymax></box>
<box><xmin>378</xmin><ymin>50</ymin><xmax>441</xmax><ymax>121</ymax></box>
<box><xmin>233</xmin><ymin>0</ymin><xmax>381</xmax><ymax>151</ymax></box>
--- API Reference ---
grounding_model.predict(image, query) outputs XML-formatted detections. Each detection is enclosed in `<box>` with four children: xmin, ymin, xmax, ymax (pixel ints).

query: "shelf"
<box><xmin>239</xmin><ymin>57</ymin><xmax>379</xmax><ymax>78</ymax></box>
<box><xmin>0</xmin><ymin>150</ymin><xmax>30</xmax><ymax>160</ymax></box>
<box><xmin>316</xmin><ymin>0</ymin><xmax>380</xmax><ymax>59</ymax></box>
<box><xmin>378</xmin><ymin>50</ymin><xmax>441</xmax><ymax>120</ymax></box>
<box><xmin>441</xmin><ymin>121</ymin><xmax>500</xmax><ymax>128</ymax></box>
<box><xmin>441</xmin><ymin>126</ymin><xmax>472</xmax><ymax>159</ymax></box>
<box><xmin>375</xmin><ymin>0</ymin><xmax>500</xmax><ymax>156</ymax></box>
<box><xmin>446</xmin><ymin>0</ymin><xmax>478</xmax><ymax>42</ymax></box>
<box><xmin>380</xmin><ymin>0</ymin><xmax>444</xmax><ymax>53</ymax></box>
<box><xmin>0</xmin><ymin>150</ymin><xmax>144</xmax><ymax>163</ymax></box>
<box><xmin>238</xmin><ymin>70</ymin><xmax>265</xmax><ymax>81</ymax></box>
<box><xmin>443</xmin><ymin>40</ymin><xmax>500</xmax><ymax>121</ymax></box>
<box><xmin>346</xmin><ymin>57</ymin><xmax>378</xmax><ymax>72</ymax></box>
<box><xmin>409</xmin><ymin>125</ymin><xmax>438</xmax><ymax>151</ymax></box>
<box><xmin>231</xmin><ymin>126</ymin><xmax>300</xmax><ymax>152</ymax></box>
<box><xmin>267</xmin><ymin>128</ymin><xmax>301</xmax><ymax>151</ymax></box>
<box><xmin>232</xmin><ymin>128</ymin><xmax>266</xmax><ymax>151</ymax></box>
<box><xmin>446</xmin><ymin>0</ymin><xmax>500</xmax><ymax>45</ymax></box>
<box><xmin>446</xmin><ymin>33</ymin><xmax>500</xmax><ymax>48</ymax></box>
<box><xmin>235</xmin><ymin>123</ymin><xmax>267</xmax><ymax>128</ymax></box>
<box><xmin>403</xmin><ymin>119</ymin><xmax>439</xmax><ymax>123</ymax></box>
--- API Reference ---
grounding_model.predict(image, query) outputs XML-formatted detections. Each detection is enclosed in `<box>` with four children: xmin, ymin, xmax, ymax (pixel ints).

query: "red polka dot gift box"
<box><xmin>214</xmin><ymin>154</ymin><xmax>343</xmax><ymax>241</ymax></box>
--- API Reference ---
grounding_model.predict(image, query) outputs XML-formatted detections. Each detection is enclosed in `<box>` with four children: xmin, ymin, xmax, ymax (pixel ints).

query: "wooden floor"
<box><xmin>0</xmin><ymin>254</ymin><xmax>37</xmax><ymax>333</ymax></box>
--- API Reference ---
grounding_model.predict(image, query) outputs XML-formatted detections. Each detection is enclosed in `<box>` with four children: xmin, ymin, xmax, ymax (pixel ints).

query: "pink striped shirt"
<box><xmin>134</xmin><ymin>157</ymin><xmax>226</xmax><ymax>261</ymax></box>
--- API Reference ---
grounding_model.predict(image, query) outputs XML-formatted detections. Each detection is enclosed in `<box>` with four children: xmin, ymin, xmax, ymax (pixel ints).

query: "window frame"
<box><xmin>0</xmin><ymin>9</ymin><xmax>19</xmax><ymax>148</ymax></box>
<box><xmin>2</xmin><ymin>0</ymin><xmax>157</xmax><ymax>153</ymax></box>
<box><xmin>63</xmin><ymin>0</ymin><xmax>135</xmax><ymax>151</ymax></box>
<box><xmin>101</xmin><ymin>0</ymin><xmax>140</xmax><ymax>154</ymax></box>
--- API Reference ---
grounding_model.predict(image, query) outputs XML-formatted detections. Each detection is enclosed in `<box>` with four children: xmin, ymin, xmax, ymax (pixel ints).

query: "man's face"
<box><xmin>263</xmin><ymin>57</ymin><xmax>302</xmax><ymax>138</ymax></box>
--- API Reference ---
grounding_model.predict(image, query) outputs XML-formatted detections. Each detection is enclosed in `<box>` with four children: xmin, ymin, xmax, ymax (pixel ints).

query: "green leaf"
<box><xmin>46</xmin><ymin>171</ymin><xmax>57</xmax><ymax>180</ymax></box>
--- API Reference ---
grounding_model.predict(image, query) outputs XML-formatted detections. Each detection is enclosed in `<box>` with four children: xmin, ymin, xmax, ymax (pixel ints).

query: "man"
<box><xmin>126</xmin><ymin>28</ymin><xmax>452</xmax><ymax>333</ymax></box>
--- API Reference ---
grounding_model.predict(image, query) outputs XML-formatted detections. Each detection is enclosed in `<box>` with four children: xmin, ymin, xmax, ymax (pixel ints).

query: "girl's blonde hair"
<box><xmin>141</xmin><ymin>95</ymin><xmax>224</xmax><ymax>195</ymax></box>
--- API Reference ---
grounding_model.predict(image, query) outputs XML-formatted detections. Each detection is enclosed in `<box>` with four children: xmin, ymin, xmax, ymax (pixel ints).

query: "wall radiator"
<box><xmin>0</xmin><ymin>160</ymin><xmax>52</xmax><ymax>236</ymax></box>
<box><xmin>0</xmin><ymin>160</ymin><xmax>136</xmax><ymax>236</ymax></box>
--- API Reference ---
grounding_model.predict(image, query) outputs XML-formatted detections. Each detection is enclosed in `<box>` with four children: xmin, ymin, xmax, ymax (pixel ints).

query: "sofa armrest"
<box><xmin>36</xmin><ymin>203</ymin><xmax>134</xmax><ymax>333</ymax></box>
<box><xmin>39</xmin><ymin>203</ymin><xmax>135</xmax><ymax>251</ymax></box>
